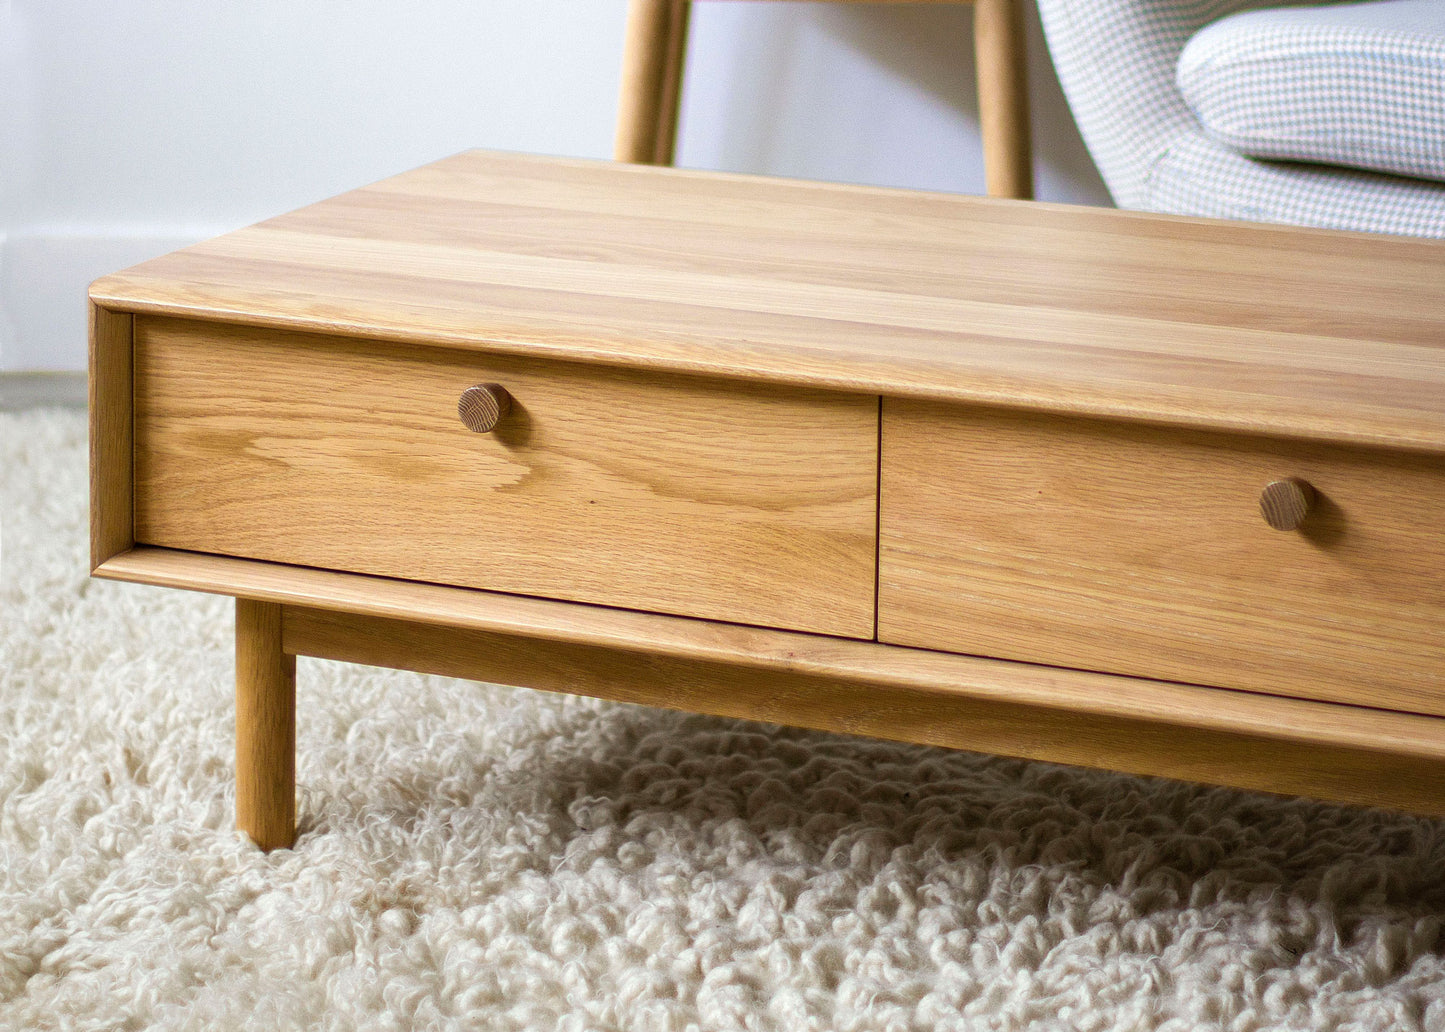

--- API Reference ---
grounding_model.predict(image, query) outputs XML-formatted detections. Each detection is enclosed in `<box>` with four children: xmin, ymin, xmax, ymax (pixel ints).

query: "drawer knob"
<box><xmin>1259</xmin><ymin>478</ymin><xmax>1315</xmax><ymax>531</ymax></box>
<box><xmin>458</xmin><ymin>383</ymin><xmax>512</xmax><ymax>433</ymax></box>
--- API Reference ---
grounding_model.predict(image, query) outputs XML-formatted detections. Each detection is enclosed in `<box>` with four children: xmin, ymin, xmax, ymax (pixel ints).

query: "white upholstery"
<box><xmin>1178</xmin><ymin>0</ymin><xmax>1445</xmax><ymax>183</ymax></box>
<box><xmin>1035</xmin><ymin>0</ymin><xmax>1445</xmax><ymax>236</ymax></box>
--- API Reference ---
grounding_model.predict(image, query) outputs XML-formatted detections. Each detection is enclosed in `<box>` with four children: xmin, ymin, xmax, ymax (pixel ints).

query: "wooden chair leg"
<box><xmin>615</xmin><ymin>0</ymin><xmax>692</xmax><ymax>165</ymax></box>
<box><xmin>236</xmin><ymin>598</ymin><xmax>296</xmax><ymax>851</ymax></box>
<box><xmin>974</xmin><ymin>0</ymin><xmax>1033</xmax><ymax>199</ymax></box>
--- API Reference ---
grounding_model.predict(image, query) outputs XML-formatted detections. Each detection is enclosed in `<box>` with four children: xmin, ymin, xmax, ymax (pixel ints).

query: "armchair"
<box><xmin>1036</xmin><ymin>0</ymin><xmax>1445</xmax><ymax>235</ymax></box>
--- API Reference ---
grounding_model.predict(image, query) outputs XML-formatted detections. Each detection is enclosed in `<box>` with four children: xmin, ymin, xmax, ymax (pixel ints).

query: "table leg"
<box><xmin>236</xmin><ymin>598</ymin><xmax>296</xmax><ymax>850</ymax></box>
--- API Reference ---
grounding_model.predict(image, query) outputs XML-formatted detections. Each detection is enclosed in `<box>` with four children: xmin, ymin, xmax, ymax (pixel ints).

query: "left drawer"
<box><xmin>132</xmin><ymin>317</ymin><xmax>880</xmax><ymax>637</ymax></box>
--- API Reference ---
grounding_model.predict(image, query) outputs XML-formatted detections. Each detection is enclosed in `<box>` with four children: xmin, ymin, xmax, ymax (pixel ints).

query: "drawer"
<box><xmin>879</xmin><ymin>400</ymin><xmax>1445</xmax><ymax>715</ymax></box>
<box><xmin>133</xmin><ymin>317</ymin><xmax>879</xmax><ymax>637</ymax></box>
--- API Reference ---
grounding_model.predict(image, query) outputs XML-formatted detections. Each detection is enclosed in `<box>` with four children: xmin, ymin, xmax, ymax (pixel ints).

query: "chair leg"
<box><xmin>974</xmin><ymin>0</ymin><xmax>1033</xmax><ymax>199</ymax></box>
<box><xmin>615</xmin><ymin>0</ymin><xmax>692</xmax><ymax>165</ymax></box>
<box><xmin>236</xmin><ymin>598</ymin><xmax>296</xmax><ymax>851</ymax></box>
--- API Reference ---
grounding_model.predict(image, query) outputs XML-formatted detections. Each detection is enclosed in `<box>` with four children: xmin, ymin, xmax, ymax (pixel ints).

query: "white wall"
<box><xmin>0</xmin><ymin>0</ymin><xmax>1109</xmax><ymax>372</ymax></box>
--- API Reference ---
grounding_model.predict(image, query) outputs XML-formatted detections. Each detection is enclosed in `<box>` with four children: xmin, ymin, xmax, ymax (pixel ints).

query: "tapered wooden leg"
<box><xmin>615</xmin><ymin>0</ymin><xmax>692</xmax><ymax>165</ymax></box>
<box><xmin>236</xmin><ymin>598</ymin><xmax>296</xmax><ymax>850</ymax></box>
<box><xmin>974</xmin><ymin>0</ymin><xmax>1033</xmax><ymax>199</ymax></box>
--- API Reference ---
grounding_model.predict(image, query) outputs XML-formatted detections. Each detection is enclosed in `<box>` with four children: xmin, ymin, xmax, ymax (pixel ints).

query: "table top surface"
<box><xmin>92</xmin><ymin>149</ymin><xmax>1445</xmax><ymax>452</ymax></box>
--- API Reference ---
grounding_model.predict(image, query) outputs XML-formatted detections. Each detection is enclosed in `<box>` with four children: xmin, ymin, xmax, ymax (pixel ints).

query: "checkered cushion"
<box><xmin>1151</xmin><ymin>131</ymin><xmax>1445</xmax><ymax>235</ymax></box>
<box><xmin>1178</xmin><ymin>0</ymin><xmax>1445</xmax><ymax>183</ymax></box>
<box><xmin>1036</xmin><ymin>0</ymin><xmax>1445</xmax><ymax>236</ymax></box>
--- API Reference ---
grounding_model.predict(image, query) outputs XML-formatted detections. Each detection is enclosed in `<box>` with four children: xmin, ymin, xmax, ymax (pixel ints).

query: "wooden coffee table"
<box><xmin>89</xmin><ymin>151</ymin><xmax>1445</xmax><ymax>850</ymax></box>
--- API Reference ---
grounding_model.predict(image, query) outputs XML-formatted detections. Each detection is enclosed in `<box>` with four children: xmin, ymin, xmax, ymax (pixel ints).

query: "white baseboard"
<box><xmin>0</xmin><ymin>228</ymin><xmax>227</xmax><ymax>372</ymax></box>
<box><xmin>0</xmin><ymin>372</ymin><xmax>88</xmax><ymax>410</ymax></box>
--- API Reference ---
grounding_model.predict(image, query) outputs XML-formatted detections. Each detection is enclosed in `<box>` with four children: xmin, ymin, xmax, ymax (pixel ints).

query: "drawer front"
<box><xmin>134</xmin><ymin>318</ymin><xmax>879</xmax><ymax>637</ymax></box>
<box><xmin>879</xmin><ymin>400</ymin><xmax>1445</xmax><ymax>714</ymax></box>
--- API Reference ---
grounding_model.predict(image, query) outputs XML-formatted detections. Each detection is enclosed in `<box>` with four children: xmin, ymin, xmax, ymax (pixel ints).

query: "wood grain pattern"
<box><xmin>235</xmin><ymin>598</ymin><xmax>296</xmax><ymax>851</ymax></box>
<box><xmin>88</xmin><ymin>303</ymin><xmax>133</xmax><ymax>570</ymax></box>
<box><xmin>132</xmin><ymin>317</ymin><xmax>878</xmax><ymax>637</ymax></box>
<box><xmin>92</xmin><ymin>545</ymin><xmax>1445</xmax><ymax>813</ymax></box>
<box><xmin>879</xmin><ymin>401</ymin><xmax>1445</xmax><ymax>715</ymax></box>
<box><xmin>457</xmin><ymin>382</ymin><xmax>512</xmax><ymax>433</ymax></box>
<box><xmin>88</xmin><ymin>150</ymin><xmax>1445</xmax><ymax>820</ymax></box>
<box><xmin>93</xmin><ymin>547</ymin><xmax>1445</xmax><ymax>767</ymax></box>
<box><xmin>1259</xmin><ymin>477</ymin><xmax>1315</xmax><ymax>531</ymax></box>
<box><xmin>89</xmin><ymin>151</ymin><xmax>1445</xmax><ymax>453</ymax></box>
<box><xmin>615</xmin><ymin>0</ymin><xmax>691</xmax><ymax>165</ymax></box>
<box><xmin>280</xmin><ymin>602</ymin><xmax>1445</xmax><ymax>818</ymax></box>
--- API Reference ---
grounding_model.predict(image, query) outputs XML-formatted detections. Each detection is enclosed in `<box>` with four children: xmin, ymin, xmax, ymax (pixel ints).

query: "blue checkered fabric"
<box><xmin>1035</xmin><ymin>0</ymin><xmax>1445</xmax><ymax>236</ymax></box>
<box><xmin>1178</xmin><ymin>0</ymin><xmax>1445</xmax><ymax>183</ymax></box>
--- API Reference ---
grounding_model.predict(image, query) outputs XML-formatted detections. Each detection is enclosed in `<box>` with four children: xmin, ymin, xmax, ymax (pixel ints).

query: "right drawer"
<box><xmin>878</xmin><ymin>399</ymin><xmax>1445</xmax><ymax>716</ymax></box>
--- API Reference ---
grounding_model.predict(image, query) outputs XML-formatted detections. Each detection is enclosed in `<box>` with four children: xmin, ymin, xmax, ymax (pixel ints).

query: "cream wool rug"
<box><xmin>4</xmin><ymin>408</ymin><xmax>1445</xmax><ymax>1032</ymax></box>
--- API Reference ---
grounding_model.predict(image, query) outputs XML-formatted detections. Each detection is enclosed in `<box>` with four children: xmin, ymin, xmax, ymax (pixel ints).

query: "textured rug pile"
<box><xmin>4</xmin><ymin>408</ymin><xmax>1445</xmax><ymax>1031</ymax></box>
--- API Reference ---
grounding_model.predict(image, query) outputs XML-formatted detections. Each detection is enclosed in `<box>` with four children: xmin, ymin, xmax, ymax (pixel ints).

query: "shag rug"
<box><xmin>4</xmin><ymin>407</ymin><xmax>1445</xmax><ymax>1032</ymax></box>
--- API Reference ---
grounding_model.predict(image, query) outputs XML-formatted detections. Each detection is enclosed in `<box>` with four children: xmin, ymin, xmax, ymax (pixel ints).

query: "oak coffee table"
<box><xmin>89</xmin><ymin>151</ymin><xmax>1445</xmax><ymax>850</ymax></box>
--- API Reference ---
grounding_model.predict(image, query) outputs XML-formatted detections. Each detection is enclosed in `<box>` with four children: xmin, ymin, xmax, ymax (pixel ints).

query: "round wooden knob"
<box><xmin>1259</xmin><ymin>477</ymin><xmax>1315</xmax><ymax>531</ymax></box>
<box><xmin>458</xmin><ymin>383</ymin><xmax>511</xmax><ymax>433</ymax></box>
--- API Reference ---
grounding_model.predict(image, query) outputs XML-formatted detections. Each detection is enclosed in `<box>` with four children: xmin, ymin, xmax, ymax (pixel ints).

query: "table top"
<box><xmin>91</xmin><ymin>149</ymin><xmax>1445</xmax><ymax>452</ymax></box>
